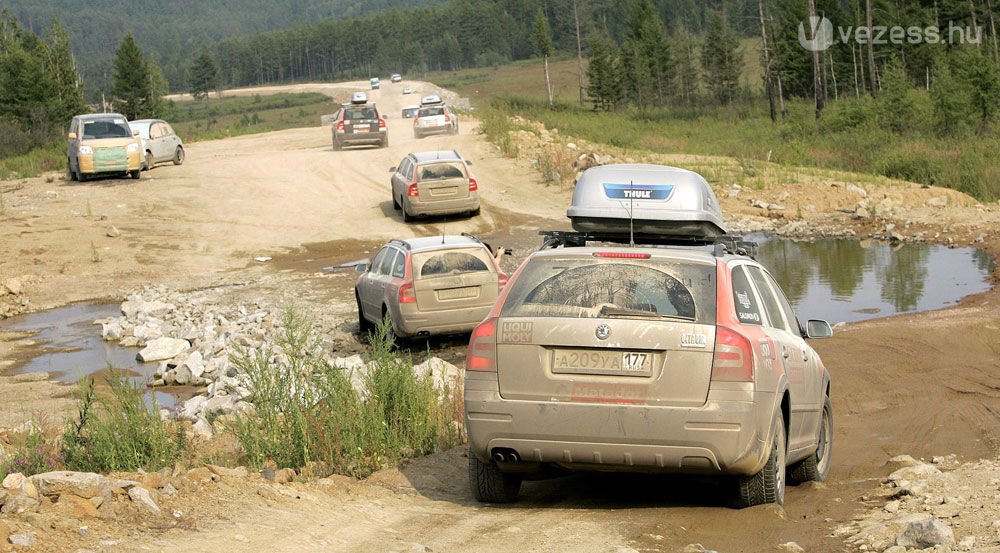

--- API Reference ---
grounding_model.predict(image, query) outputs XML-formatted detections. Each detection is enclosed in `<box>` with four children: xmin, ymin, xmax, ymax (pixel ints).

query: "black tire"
<box><xmin>380</xmin><ymin>307</ymin><xmax>404</xmax><ymax>348</ymax></box>
<box><xmin>789</xmin><ymin>396</ymin><xmax>833</xmax><ymax>484</ymax></box>
<box><xmin>67</xmin><ymin>159</ymin><xmax>77</xmax><ymax>181</ymax></box>
<box><xmin>392</xmin><ymin>195</ymin><xmax>401</xmax><ymax>210</ymax></box>
<box><xmin>144</xmin><ymin>151</ymin><xmax>154</xmax><ymax>171</ymax></box>
<box><xmin>332</xmin><ymin>139</ymin><xmax>341</xmax><ymax>151</ymax></box>
<box><xmin>737</xmin><ymin>414</ymin><xmax>786</xmax><ymax>508</ymax></box>
<box><xmin>414</xmin><ymin>131</ymin><xmax>422</xmax><ymax>139</ymax></box>
<box><xmin>381</xmin><ymin>137</ymin><xmax>389</xmax><ymax>148</ymax></box>
<box><xmin>402</xmin><ymin>202</ymin><xmax>415</xmax><ymax>222</ymax></box>
<box><xmin>172</xmin><ymin>146</ymin><xmax>185</xmax><ymax>165</ymax></box>
<box><xmin>129</xmin><ymin>169</ymin><xmax>141</xmax><ymax>180</ymax></box>
<box><xmin>469</xmin><ymin>206</ymin><xmax>481</xmax><ymax>217</ymax></box>
<box><xmin>356</xmin><ymin>291</ymin><xmax>373</xmax><ymax>338</ymax></box>
<box><xmin>469</xmin><ymin>452</ymin><xmax>522</xmax><ymax>503</ymax></box>
<box><xmin>73</xmin><ymin>158</ymin><xmax>84</xmax><ymax>182</ymax></box>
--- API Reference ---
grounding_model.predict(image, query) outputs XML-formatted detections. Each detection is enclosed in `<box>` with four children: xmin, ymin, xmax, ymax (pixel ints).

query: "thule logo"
<box><xmin>621</xmin><ymin>189</ymin><xmax>652</xmax><ymax>199</ymax></box>
<box><xmin>602</xmin><ymin>183</ymin><xmax>674</xmax><ymax>201</ymax></box>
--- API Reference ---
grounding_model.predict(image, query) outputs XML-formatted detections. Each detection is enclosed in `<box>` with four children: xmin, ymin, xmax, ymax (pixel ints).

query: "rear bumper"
<box><xmin>394</xmin><ymin>303</ymin><xmax>490</xmax><ymax>337</ymax></box>
<box><xmin>465</xmin><ymin>372</ymin><xmax>775</xmax><ymax>476</ymax></box>
<box><xmin>405</xmin><ymin>194</ymin><xmax>479</xmax><ymax>217</ymax></box>
<box><xmin>415</xmin><ymin>125</ymin><xmax>453</xmax><ymax>136</ymax></box>
<box><xmin>334</xmin><ymin>130</ymin><xmax>386</xmax><ymax>145</ymax></box>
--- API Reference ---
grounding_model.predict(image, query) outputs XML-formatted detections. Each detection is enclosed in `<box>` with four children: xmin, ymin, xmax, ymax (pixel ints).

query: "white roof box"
<box><xmin>351</xmin><ymin>91</ymin><xmax>368</xmax><ymax>104</ymax></box>
<box><xmin>420</xmin><ymin>94</ymin><xmax>442</xmax><ymax>106</ymax></box>
<box><xmin>566</xmin><ymin>164</ymin><xmax>726</xmax><ymax>242</ymax></box>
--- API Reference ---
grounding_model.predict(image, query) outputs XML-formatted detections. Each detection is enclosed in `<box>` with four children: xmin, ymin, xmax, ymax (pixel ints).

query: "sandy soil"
<box><xmin>1</xmin><ymin>80</ymin><xmax>999</xmax><ymax>553</ymax></box>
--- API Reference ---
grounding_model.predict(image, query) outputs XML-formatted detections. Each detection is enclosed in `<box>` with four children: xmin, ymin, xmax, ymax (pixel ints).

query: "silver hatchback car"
<box><xmin>355</xmin><ymin>235</ymin><xmax>506</xmax><ymax>341</ymax></box>
<box><xmin>390</xmin><ymin>151</ymin><xmax>480</xmax><ymax>221</ymax></box>
<box><xmin>130</xmin><ymin>119</ymin><xmax>185</xmax><ymax>170</ymax></box>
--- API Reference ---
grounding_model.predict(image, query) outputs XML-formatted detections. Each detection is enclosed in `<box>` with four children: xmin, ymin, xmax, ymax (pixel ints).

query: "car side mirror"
<box><xmin>389</xmin><ymin>166</ymin><xmax>397</xmax><ymax>173</ymax></box>
<box><xmin>465</xmin><ymin>160</ymin><xmax>473</xmax><ymax>166</ymax></box>
<box><xmin>133</xmin><ymin>129</ymin><xmax>140</xmax><ymax>136</ymax></box>
<box><xmin>805</xmin><ymin>319</ymin><xmax>833</xmax><ymax>339</ymax></box>
<box><xmin>67</xmin><ymin>132</ymin><xmax>77</xmax><ymax>140</ymax></box>
<box><xmin>355</xmin><ymin>262</ymin><xmax>369</xmax><ymax>273</ymax></box>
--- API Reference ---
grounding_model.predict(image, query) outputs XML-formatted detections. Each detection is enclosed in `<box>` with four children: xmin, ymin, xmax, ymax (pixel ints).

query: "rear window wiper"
<box><xmin>597</xmin><ymin>306</ymin><xmax>695</xmax><ymax>322</ymax></box>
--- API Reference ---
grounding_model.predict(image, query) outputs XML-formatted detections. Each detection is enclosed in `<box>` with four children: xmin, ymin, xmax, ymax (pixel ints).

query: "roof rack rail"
<box><xmin>537</xmin><ymin>230</ymin><xmax>758</xmax><ymax>258</ymax></box>
<box><xmin>389</xmin><ymin>238</ymin><xmax>411</xmax><ymax>250</ymax></box>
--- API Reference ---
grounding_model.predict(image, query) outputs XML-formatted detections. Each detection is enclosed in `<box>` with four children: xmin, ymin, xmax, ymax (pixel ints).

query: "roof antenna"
<box><xmin>441</xmin><ymin>218</ymin><xmax>446</xmax><ymax>244</ymax></box>
<box><xmin>628</xmin><ymin>180</ymin><xmax>635</xmax><ymax>248</ymax></box>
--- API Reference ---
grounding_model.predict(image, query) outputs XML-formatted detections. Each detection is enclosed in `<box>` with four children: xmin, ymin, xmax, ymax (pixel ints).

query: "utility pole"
<box><xmin>809</xmin><ymin>0</ymin><xmax>824</xmax><ymax>117</ymax></box>
<box><xmin>758</xmin><ymin>0</ymin><xmax>777</xmax><ymax>122</ymax></box>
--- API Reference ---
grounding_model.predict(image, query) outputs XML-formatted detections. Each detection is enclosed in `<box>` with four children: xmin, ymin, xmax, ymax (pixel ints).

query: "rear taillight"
<box><xmin>466</xmin><ymin>318</ymin><xmax>497</xmax><ymax>372</ymax></box>
<box><xmin>468</xmin><ymin>177</ymin><xmax>478</xmax><ymax>192</ymax></box>
<box><xmin>444</xmin><ymin>113</ymin><xmax>452</xmax><ymax>122</ymax></box>
<box><xmin>593</xmin><ymin>252</ymin><xmax>651</xmax><ymax>259</ymax></box>
<box><xmin>398</xmin><ymin>282</ymin><xmax>416</xmax><ymax>304</ymax></box>
<box><xmin>712</xmin><ymin>326</ymin><xmax>754</xmax><ymax>382</ymax></box>
<box><xmin>336</xmin><ymin>121</ymin><xmax>344</xmax><ymax>131</ymax></box>
<box><xmin>379</xmin><ymin>118</ymin><xmax>386</xmax><ymax>129</ymax></box>
<box><xmin>407</xmin><ymin>183</ymin><xmax>418</xmax><ymax>197</ymax></box>
<box><xmin>497</xmin><ymin>273</ymin><xmax>508</xmax><ymax>290</ymax></box>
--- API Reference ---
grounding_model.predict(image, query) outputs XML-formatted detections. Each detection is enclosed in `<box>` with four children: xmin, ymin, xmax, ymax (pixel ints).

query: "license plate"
<box><xmin>552</xmin><ymin>350</ymin><xmax>652</xmax><ymax>376</ymax></box>
<box><xmin>353</xmin><ymin>126</ymin><xmax>369</xmax><ymax>133</ymax></box>
<box><xmin>437</xmin><ymin>286</ymin><xmax>478</xmax><ymax>300</ymax></box>
<box><xmin>429</xmin><ymin>186</ymin><xmax>457</xmax><ymax>197</ymax></box>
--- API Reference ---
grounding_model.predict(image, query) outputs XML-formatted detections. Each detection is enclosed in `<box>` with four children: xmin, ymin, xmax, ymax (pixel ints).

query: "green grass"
<box><xmin>0</xmin><ymin>143</ymin><xmax>65</xmax><ymax>181</ymax></box>
<box><xmin>61</xmin><ymin>373</ymin><xmax>186</xmax><ymax>473</ymax></box>
<box><xmin>170</xmin><ymin>92</ymin><xmax>339</xmax><ymax>142</ymax></box>
<box><xmin>480</xmin><ymin>95</ymin><xmax>1000</xmax><ymax>201</ymax></box>
<box><xmin>228</xmin><ymin>309</ymin><xmax>462</xmax><ymax>478</ymax></box>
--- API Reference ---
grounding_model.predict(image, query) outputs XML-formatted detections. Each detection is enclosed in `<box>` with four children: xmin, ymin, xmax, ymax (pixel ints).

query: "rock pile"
<box><xmin>96</xmin><ymin>286</ymin><xmax>462</xmax><ymax>438</ymax></box>
<box><xmin>837</xmin><ymin>454</ymin><xmax>1000</xmax><ymax>552</ymax></box>
<box><xmin>0</xmin><ymin>277</ymin><xmax>30</xmax><ymax>319</ymax></box>
<box><xmin>1</xmin><ymin>471</ymin><xmax>161</xmax><ymax>520</ymax></box>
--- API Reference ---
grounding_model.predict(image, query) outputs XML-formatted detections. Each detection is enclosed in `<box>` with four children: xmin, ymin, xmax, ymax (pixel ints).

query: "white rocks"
<box><xmin>896</xmin><ymin>517</ymin><xmax>954</xmax><ymax>549</ymax></box>
<box><xmin>127</xmin><ymin>486</ymin><xmax>161</xmax><ymax>516</ymax></box>
<box><xmin>8</xmin><ymin>532</ymin><xmax>35</xmax><ymax>546</ymax></box>
<box><xmin>3</xmin><ymin>278</ymin><xmax>24</xmax><ymax>296</ymax></box>
<box><xmin>204</xmin><ymin>395</ymin><xmax>237</xmax><ymax>416</ymax></box>
<box><xmin>847</xmin><ymin>184</ymin><xmax>868</xmax><ymax>197</ymax></box>
<box><xmin>191</xmin><ymin>418</ymin><xmax>214</xmax><ymax>439</ymax></box>
<box><xmin>777</xmin><ymin>542</ymin><xmax>804</xmax><ymax>553</ymax></box>
<box><xmin>179</xmin><ymin>395</ymin><xmax>207</xmax><ymax>420</ymax></box>
<box><xmin>889</xmin><ymin>463</ymin><xmax>942</xmax><ymax>483</ymax></box>
<box><xmin>30</xmin><ymin>471</ymin><xmax>136</xmax><ymax>499</ymax></box>
<box><xmin>925</xmin><ymin>195</ymin><xmax>949</xmax><ymax>208</ymax></box>
<box><xmin>137</xmin><ymin>337</ymin><xmax>190</xmax><ymax>362</ymax></box>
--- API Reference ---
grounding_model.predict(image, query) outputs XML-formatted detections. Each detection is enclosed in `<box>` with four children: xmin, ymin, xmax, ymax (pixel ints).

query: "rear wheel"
<box><xmin>381</xmin><ymin>137</ymin><xmax>389</xmax><ymax>148</ymax></box>
<box><xmin>414</xmin><ymin>131</ymin><xmax>422</xmax><ymax>139</ymax></box>
<box><xmin>67</xmin><ymin>159</ymin><xmax>77</xmax><ymax>181</ymax></box>
<box><xmin>469</xmin><ymin>453</ymin><xmax>522</xmax><ymax>503</ymax></box>
<box><xmin>129</xmin><ymin>169</ymin><xmax>141</xmax><ymax>179</ymax></box>
<box><xmin>737</xmin><ymin>414</ymin><xmax>786</xmax><ymax>508</ymax></box>
<box><xmin>144</xmin><ymin>151</ymin><xmax>154</xmax><ymax>171</ymax></box>
<box><xmin>402</xmin><ymin>201</ymin><xmax>415</xmax><ymax>223</ymax></box>
<box><xmin>469</xmin><ymin>206</ymin><xmax>481</xmax><ymax>217</ymax></box>
<box><xmin>332</xmin><ymin>139</ymin><xmax>341</xmax><ymax>151</ymax></box>
<box><xmin>392</xmin><ymin>195</ymin><xmax>401</xmax><ymax>210</ymax></box>
<box><xmin>172</xmin><ymin>146</ymin><xmax>185</xmax><ymax>165</ymax></box>
<box><xmin>789</xmin><ymin>396</ymin><xmax>833</xmax><ymax>484</ymax></box>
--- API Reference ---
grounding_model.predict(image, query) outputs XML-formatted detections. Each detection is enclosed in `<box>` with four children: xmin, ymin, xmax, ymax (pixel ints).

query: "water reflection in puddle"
<box><xmin>0</xmin><ymin>303</ymin><xmax>178</xmax><ymax>409</ymax></box>
<box><xmin>754</xmin><ymin>234</ymin><xmax>995</xmax><ymax>323</ymax></box>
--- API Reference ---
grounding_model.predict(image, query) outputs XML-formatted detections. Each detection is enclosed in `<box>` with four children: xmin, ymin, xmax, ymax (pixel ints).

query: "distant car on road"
<box><xmin>402</xmin><ymin>87</ymin><xmax>413</xmax><ymax>95</ymax></box>
<box><xmin>389</xmin><ymin>150</ymin><xmax>480</xmax><ymax>221</ymax></box>
<box><xmin>401</xmin><ymin>105</ymin><xmax>420</xmax><ymax>119</ymax></box>
<box><xmin>413</xmin><ymin>103</ymin><xmax>459</xmax><ymax>139</ymax></box>
<box><xmin>390</xmin><ymin>74</ymin><xmax>402</xmax><ymax>83</ymax></box>
<box><xmin>130</xmin><ymin>119</ymin><xmax>185</xmax><ymax>170</ymax></box>
<box><xmin>370</xmin><ymin>77</ymin><xmax>380</xmax><ymax>90</ymax></box>
<box><xmin>355</xmin><ymin>235</ymin><xmax>506</xmax><ymax>342</ymax></box>
<box><xmin>66</xmin><ymin>113</ymin><xmax>143</xmax><ymax>181</ymax></box>
<box><xmin>332</xmin><ymin>100</ymin><xmax>388</xmax><ymax>150</ymax></box>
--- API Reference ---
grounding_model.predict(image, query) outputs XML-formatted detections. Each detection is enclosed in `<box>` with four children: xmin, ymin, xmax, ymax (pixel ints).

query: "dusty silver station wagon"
<box><xmin>464</xmin><ymin>164</ymin><xmax>833</xmax><ymax>508</ymax></box>
<box><xmin>389</xmin><ymin>150</ymin><xmax>480</xmax><ymax>221</ymax></box>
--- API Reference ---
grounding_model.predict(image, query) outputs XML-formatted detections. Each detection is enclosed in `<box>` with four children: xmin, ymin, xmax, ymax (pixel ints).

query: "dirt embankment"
<box><xmin>0</xmin><ymin>80</ymin><xmax>999</xmax><ymax>553</ymax></box>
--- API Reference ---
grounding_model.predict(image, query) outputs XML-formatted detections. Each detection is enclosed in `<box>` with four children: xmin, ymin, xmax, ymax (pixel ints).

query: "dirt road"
<box><xmin>2</xmin><ymin>80</ymin><xmax>1000</xmax><ymax>553</ymax></box>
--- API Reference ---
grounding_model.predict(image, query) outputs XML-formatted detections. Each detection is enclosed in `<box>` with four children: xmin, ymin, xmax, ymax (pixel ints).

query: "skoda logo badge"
<box><xmin>595</xmin><ymin>324</ymin><xmax>611</xmax><ymax>340</ymax></box>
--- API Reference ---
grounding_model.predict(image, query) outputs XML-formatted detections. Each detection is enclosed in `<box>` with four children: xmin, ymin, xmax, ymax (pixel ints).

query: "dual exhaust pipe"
<box><xmin>491</xmin><ymin>448</ymin><xmax>520</xmax><ymax>464</ymax></box>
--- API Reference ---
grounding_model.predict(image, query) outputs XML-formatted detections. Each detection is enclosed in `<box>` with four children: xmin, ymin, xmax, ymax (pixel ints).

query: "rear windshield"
<box><xmin>417</xmin><ymin>162</ymin><xmax>466</xmax><ymax>181</ymax></box>
<box><xmin>413</xmin><ymin>248</ymin><xmax>494</xmax><ymax>279</ymax></box>
<box><xmin>418</xmin><ymin>107</ymin><xmax>445</xmax><ymax>117</ymax></box>
<box><xmin>501</xmin><ymin>257</ymin><xmax>716</xmax><ymax>324</ymax></box>
<box><xmin>344</xmin><ymin>107</ymin><xmax>377</xmax><ymax>120</ymax></box>
<box><xmin>82</xmin><ymin>119</ymin><xmax>132</xmax><ymax>139</ymax></box>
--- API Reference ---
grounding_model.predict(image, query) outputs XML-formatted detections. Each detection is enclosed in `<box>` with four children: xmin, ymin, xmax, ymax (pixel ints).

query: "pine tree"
<box><xmin>111</xmin><ymin>32</ymin><xmax>153</xmax><ymax>120</ymax></box>
<box><xmin>953</xmin><ymin>47</ymin><xmax>1000</xmax><ymax>132</ymax></box>
<box><xmin>930</xmin><ymin>55</ymin><xmax>970</xmax><ymax>135</ymax></box>
<box><xmin>620</xmin><ymin>0</ymin><xmax>673</xmax><ymax>108</ymax></box>
<box><xmin>673</xmin><ymin>26</ymin><xmax>701</xmax><ymax>108</ymax></box>
<box><xmin>586</xmin><ymin>35</ymin><xmax>624</xmax><ymax>110</ymax></box>
<box><xmin>701</xmin><ymin>10</ymin><xmax>741</xmax><ymax>105</ymax></box>
<box><xmin>531</xmin><ymin>9</ymin><xmax>555</xmax><ymax>106</ymax></box>
<box><xmin>189</xmin><ymin>49</ymin><xmax>219</xmax><ymax>100</ymax></box>
<box><xmin>877</xmin><ymin>59</ymin><xmax>916</xmax><ymax>132</ymax></box>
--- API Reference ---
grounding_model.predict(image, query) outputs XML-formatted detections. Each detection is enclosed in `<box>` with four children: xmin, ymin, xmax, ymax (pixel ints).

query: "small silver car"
<box><xmin>130</xmin><ymin>119</ymin><xmax>185</xmax><ymax>170</ymax></box>
<box><xmin>390</xmin><ymin>151</ymin><xmax>480</xmax><ymax>221</ymax></box>
<box><xmin>355</xmin><ymin>235</ymin><xmax>506</xmax><ymax>340</ymax></box>
<box><xmin>413</xmin><ymin>103</ymin><xmax>458</xmax><ymax>138</ymax></box>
